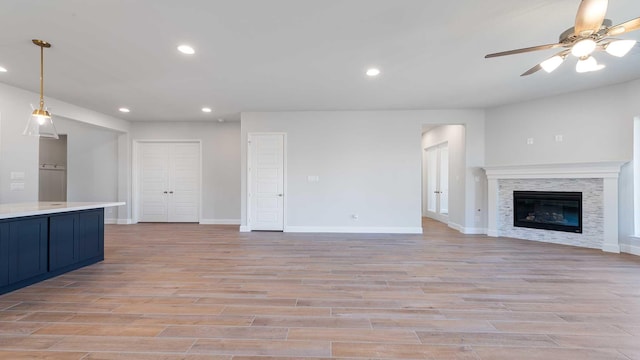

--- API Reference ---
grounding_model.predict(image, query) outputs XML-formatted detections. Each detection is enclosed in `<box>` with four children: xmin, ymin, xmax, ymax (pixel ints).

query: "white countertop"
<box><xmin>0</xmin><ymin>202</ymin><xmax>125</xmax><ymax>220</ymax></box>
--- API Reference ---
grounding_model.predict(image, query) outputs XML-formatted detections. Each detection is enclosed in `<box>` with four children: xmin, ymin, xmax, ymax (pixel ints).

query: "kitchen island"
<box><xmin>0</xmin><ymin>202</ymin><xmax>124</xmax><ymax>295</ymax></box>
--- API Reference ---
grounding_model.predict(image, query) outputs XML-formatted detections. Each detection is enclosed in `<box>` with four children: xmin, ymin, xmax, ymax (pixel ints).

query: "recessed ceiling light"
<box><xmin>177</xmin><ymin>45</ymin><xmax>195</xmax><ymax>55</ymax></box>
<box><xmin>0</xmin><ymin>66</ymin><xmax>7</xmax><ymax>72</ymax></box>
<box><xmin>217</xmin><ymin>118</ymin><xmax>225</xmax><ymax>123</ymax></box>
<box><xmin>366</xmin><ymin>68</ymin><xmax>381</xmax><ymax>77</ymax></box>
<box><xmin>118</xmin><ymin>107</ymin><xmax>130</xmax><ymax>113</ymax></box>
<box><xmin>202</xmin><ymin>107</ymin><xmax>212</xmax><ymax>113</ymax></box>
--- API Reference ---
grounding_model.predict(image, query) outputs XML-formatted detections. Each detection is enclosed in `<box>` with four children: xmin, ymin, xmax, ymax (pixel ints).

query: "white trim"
<box><xmin>634</xmin><ymin>117</ymin><xmax>640</xmax><ymax>236</ymax></box>
<box><xmin>239</xmin><ymin>226</ymin><xmax>252</xmax><ymax>232</ymax></box>
<box><xmin>132</xmin><ymin>139</ymin><xmax>202</xmax><ymax>223</ymax></box>
<box><xmin>484</xmin><ymin>161</ymin><xmax>626</xmax><ymax>180</ymax></box>
<box><xmin>284</xmin><ymin>226</ymin><xmax>423</xmax><ymax>234</ymax></box>
<box><xmin>200</xmin><ymin>219</ymin><xmax>241</xmax><ymax>225</ymax></box>
<box><xmin>448</xmin><ymin>222</ymin><xmax>486</xmax><ymax>235</ymax></box>
<box><xmin>462</xmin><ymin>227</ymin><xmax>487</xmax><ymax>235</ymax></box>
<box><xmin>447</xmin><ymin>222</ymin><xmax>463</xmax><ymax>233</ymax></box>
<box><xmin>104</xmin><ymin>219</ymin><xmax>117</xmax><ymax>225</ymax></box>
<box><xmin>602</xmin><ymin>244</ymin><xmax>621</xmax><ymax>253</ymax></box>
<box><xmin>620</xmin><ymin>242</ymin><xmax>640</xmax><ymax>256</ymax></box>
<box><xmin>117</xmin><ymin>218</ymin><xmax>133</xmax><ymax>225</ymax></box>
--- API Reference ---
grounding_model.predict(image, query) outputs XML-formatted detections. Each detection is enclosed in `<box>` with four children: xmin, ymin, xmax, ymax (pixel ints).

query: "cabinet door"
<box><xmin>0</xmin><ymin>223</ymin><xmax>8</xmax><ymax>287</ymax></box>
<box><xmin>78</xmin><ymin>209</ymin><xmax>104</xmax><ymax>261</ymax></box>
<box><xmin>49</xmin><ymin>213</ymin><xmax>79</xmax><ymax>271</ymax></box>
<box><xmin>8</xmin><ymin>217</ymin><xmax>48</xmax><ymax>283</ymax></box>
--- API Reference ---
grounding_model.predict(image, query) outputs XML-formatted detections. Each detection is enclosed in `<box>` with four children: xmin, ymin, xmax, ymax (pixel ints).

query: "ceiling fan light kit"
<box><xmin>576</xmin><ymin>55</ymin><xmax>605</xmax><ymax>72</ymax></box>
<box><xmin>485</xmin><ymin>0</ymin><xmax>639</xmax><ymax>76</ymax></box>
<box><xmin>605</xmin><ymin>39</ymin><xmax>637</xmax><ymax>56</ymax></box>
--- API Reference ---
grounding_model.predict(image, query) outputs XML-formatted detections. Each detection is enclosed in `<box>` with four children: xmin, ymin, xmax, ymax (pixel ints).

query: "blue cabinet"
<box><xmin>49</xmin><ymin>209</ymin><xmax>104</xmax><ymax>272</ymax></box>
<box><xmin>0</xmin><ymin>208</ymin><xmax>105</xmax><ymax>295</ymax></box>
<box><xmin>8</xmin><ymin>217</ymin><xmax>48</xmax><ymax>284</ymax></box>
<box><xmin>49</xmin><ymin>213</ymin><xmax>80</xmax><ymax>272</ymax></box>
<box><xmin>0</xmin><ymin>224</ymin><xmax>8</xmax><ymax>287</ymax></box>
<box><xmin>78</xmin><ymin>210</ymin><xmax>104</xmax><ymax>261</ymax></box>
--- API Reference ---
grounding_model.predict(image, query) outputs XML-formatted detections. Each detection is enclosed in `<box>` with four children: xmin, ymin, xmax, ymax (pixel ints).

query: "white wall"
<box><xmin>241</xmin><ymin>110</ymin><xmax>485</xmax><ymax>233</ymax></box>
<box><xmin>130</xmin><ymin>121</ymin><xmax>241</xmax><ymax>223</ymax></box>
<box><xmin>422</xmin><ymin>125</ymin><xmax>466</xmax><ymax>229</ymax></box>
<box><xmin>485</xmin><ymin>82</ymin><xmax>634</xmax><ymax>166</ymax></box>
<box><xmin>0</xmin><ymin>83</ymin><xmax>128</xmax><ymax>215</ymax></box>
<box><xmin>55</xmin><ymin>118</ymin><xmax>119</xmax><ymax>221</ymax></box>
<box><xmin>485</xmin><ymin>79</ymin><xmax>639</xmax><ymax>252</ymax></box>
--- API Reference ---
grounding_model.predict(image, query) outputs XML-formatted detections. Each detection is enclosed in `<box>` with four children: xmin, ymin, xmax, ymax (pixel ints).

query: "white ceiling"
<box><xmin>0</xmin><ymin>0</ymin><xmax>639</xmax><ymax>122</ymax></box>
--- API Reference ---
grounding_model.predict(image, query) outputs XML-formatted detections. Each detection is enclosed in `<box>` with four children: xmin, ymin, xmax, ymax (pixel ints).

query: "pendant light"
<box><xmin>23</xmin><ymin>39</ymin><xmax>58</xmax><ymax>139</ymax></box>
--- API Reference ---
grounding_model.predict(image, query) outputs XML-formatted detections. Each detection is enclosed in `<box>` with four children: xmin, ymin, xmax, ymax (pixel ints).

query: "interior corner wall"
<box><xmin>54</xmin><ymin>117</ymin><xmax>119</xmax><ymax>221</ymax></box>
<box><xmin>0</xmin><ymin>83</ymin><xmax>128</xmax><ymax>209</ymax></box>
<box><xmin>240</xmin><ymin>110</ymin><xmax>485</xmax><ymax>233</ymax></box>
<box><xmin>129</xmin><ymin>121</ymin><xmax>241</xmax><ymax>223</ymax></box>
<box><xmin>485</xmin><ymin>79</ymin><xmax>639</xmax><ymax>251</ymax></box>
<box><xmin>485</xmin><ymin>81</ymin><xmax>634</xmax><ymax>167</ymax></box>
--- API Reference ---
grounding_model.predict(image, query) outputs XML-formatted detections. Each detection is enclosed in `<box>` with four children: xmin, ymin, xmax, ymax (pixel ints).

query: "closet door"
<box><xmin>168</xmin><ymin>143</ymin><xmax>200</xmax><ymax>222</ymax></box>
<box><xmin>139</xmin><ymin>142</ymin><xmax>200</xmax><ymax>223</ymax></box>
<box><xmin>140</xmin><ymin>143</ymin><xmax>171</xmax><ymax>222</ymax></box>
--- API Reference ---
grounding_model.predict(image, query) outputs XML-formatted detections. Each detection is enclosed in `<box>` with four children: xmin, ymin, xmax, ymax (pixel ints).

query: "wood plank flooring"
<box><xmin>0</xmin><ymin>218</ymin><xmax>639</xmax><ymax>359</ymax></box>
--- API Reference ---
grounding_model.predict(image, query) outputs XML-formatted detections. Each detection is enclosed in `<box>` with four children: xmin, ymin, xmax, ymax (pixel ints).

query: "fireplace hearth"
<box><xmin>513</xmin><ymin>191</ymin><xmax>582</xmax><ymax>233</ymax></box>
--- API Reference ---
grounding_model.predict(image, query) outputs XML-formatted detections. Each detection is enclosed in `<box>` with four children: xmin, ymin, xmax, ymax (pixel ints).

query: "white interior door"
<box><xmin>168</xmin><ymin>143</ymin><xmax>200</xmax><ymax>222</ymax></box>
<box><xmin>139</xmin><ymin>142</ymin><xmax>200</xmax><ymax>223</ymax></box>
<box><xmin>249</xmin><ymin>134</ymin><xmax>285</xmax><ymax>231</ymax></box>
<box><xmin>425</xmin><ymin>142</ymin><xmax>449</xmax><ymax>223</ymax></box>
<box><xmin>140</xmin><ymin>143</ymin><xmax>170</xmax><ymax>222</ymax></box>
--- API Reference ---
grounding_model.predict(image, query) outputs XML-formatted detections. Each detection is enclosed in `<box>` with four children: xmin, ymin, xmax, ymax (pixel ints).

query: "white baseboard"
<box><xmin>620</xmin><ymin>243</ymin><xmax>640</xmax><ymax>256</ymax></box>
<box><xmin>104</xmin><ymin>218</ymin><xmax>117</xmax><ymax>225</ymax></box>
<box><xmin>448</xmin><ymin>222</ymin><xmax>464</xmax><ymax>233</ymax></box>
<box><xmin>462</xmin><ymin>227</ymin><xmax>487</xmax><ymax>235</ymax></box>
<box><xmin>602</xmin><ymin>244</ymin><xmax>621</xmax><ymax>253</ymax></box>
<box><xmin>239</xmin><ymin>226</ymin><xmax>252</xmax><ymax>232</ymax></box>
<box><xmin>200</xmin><ymin>219</ymin><xmax>241</xmax><ymax>225</ymax></box>
<box><xmin>486</xmin><ymin>229</ymin><xmax>499</xmax><ymax>237</ymax></box>
<box><xmin>448</xmin><ymin>222</ymin><xmax>487</xmax><ymax>235</ymax></box>
<box><xmin>116</xmin><ymin>218</ymin><xmax>133</xmax><ymax>225</ymax></box>
<box><xmin>284</xmin><ymin>226</ymin><xmax>423</xmax><ymax>234</ymax></box>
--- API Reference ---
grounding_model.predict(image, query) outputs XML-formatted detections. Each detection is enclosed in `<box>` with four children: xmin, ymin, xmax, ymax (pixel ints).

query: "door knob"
<box><xmin>169</xmin><ymin>191</ymin><xmax>174</xmax><ymax>194</ymax></box>
<box><xmin>163</xmin><ymin>191</ymin><xmax>168</xmax><ymax>194</ymax></box>
<box><xmin>278</xmin><ymin>194</ymin><xmax>283</xmax><ymax>197</ymax></box>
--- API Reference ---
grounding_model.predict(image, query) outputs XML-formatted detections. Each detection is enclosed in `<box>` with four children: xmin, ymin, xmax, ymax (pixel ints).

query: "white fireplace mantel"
<box><xmin>484</xmin><ymin>161</ymin><xmax>627</xmax><ymax>253</ymax></box>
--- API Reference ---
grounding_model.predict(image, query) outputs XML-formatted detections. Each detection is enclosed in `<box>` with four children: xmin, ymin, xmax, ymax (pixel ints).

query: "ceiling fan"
<box><xmin>485</xmin><ymin>0</ymin><xmax>640</xmax><ymax>76</ymax></box>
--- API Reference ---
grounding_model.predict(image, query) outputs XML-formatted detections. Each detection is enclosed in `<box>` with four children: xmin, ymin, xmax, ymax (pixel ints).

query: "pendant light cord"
<box><xmin>39</xmin><ymin>44</ymin><xmax>44</xmax><ymax>110</ymax></box>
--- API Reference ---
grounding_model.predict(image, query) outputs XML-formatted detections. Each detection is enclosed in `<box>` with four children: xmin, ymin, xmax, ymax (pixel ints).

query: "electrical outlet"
<box><xmin>351</xmin><ymin>214</ymin><xmax>359</xmax><ymax>220</ymax></box>
<box><xmin>526</xmin><ymin>138</ymin><xmax>534</xmax><ymax>145</ymax></box>
<box><xmin>555</xmin><ymin>135</ymin><xmax>563</xmax><ymax>142</ymax></box>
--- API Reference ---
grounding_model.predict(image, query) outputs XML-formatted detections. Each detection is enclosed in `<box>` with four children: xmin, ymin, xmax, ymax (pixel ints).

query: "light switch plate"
<box><xmin>10</xmin><ymin>182</ymin><xmax>25</xmax><ymax>191</ymax></box>
<box><xmin>11</xmin><ymin>172</ymin><xmax>25</xmax><ymax>180</ymax></box>
<box><xmin>307</xmin><ymin>175</ymin><xmax>320</xmax><ymax>183</ymax></box>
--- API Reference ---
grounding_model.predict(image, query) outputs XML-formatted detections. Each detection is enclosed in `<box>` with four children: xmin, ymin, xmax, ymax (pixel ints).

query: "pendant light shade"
<box><xmin>23</xmin><ymin>39</ymin><xmax>58</xmax><ymax>139</ymax></box>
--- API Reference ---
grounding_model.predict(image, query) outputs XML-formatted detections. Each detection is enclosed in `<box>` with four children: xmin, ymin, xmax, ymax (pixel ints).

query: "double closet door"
<box><xmin>139</xmin><ymin>142</ymin><xmax>200</xmax><ymax>223</ymax></box>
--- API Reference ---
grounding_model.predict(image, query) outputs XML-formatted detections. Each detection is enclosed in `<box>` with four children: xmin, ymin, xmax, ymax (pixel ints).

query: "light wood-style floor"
<box><xmin>1</xmin><ymin>218</ymin><xmax>640</xmax><ymax>359</ymax></box>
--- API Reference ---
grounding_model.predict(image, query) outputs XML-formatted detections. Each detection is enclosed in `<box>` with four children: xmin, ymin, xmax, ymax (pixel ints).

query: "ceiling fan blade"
<box><xmin>574</xmin><ymin>0</ymin><xmax>609</xmax><ymax>36</ymax></box>
<box><xmin>606</xmin><ymin>17</ymin><xmax>640</xmax><ymax>36</ymax></box>
<box><xmin>521</xmin><ymin>49</ymin><xmax>571</xmax><ymax>77</ymax></box>
<box><xmin>520</xmin><ymin>64</ymin><xmax>543</xmax><ymax>77</ymax></box>
<box><xmin>485</xmin><ymin>43</ymin><xmax>564</xmax><ymax>58</ymax></box>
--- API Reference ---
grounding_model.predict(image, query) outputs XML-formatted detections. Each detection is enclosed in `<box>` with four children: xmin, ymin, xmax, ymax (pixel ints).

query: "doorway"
<box><xmin>135</xmin><ymin>141</ymin><xmax>201</xmax><ymax>223</ymax></box>
<box><xmin>39</xmin><ymin>135</ymin><xmax>67</xmax><ymax>202</ymax></box>
<box><xmin>424</xmin><ymin>142</ymin><xmax>449</xmax><ymax>223</ymax></box>
<box><xmin>247</xmin><ymin>133</ymin><xmax>286</xmax><ymax>231</ymax></box>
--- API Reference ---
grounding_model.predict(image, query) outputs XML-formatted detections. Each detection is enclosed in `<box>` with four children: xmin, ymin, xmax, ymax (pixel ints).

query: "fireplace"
<box><xmin>513</xmin><ymin>191</ymin><xmax>582</xmax><ymax>233</ymax></box>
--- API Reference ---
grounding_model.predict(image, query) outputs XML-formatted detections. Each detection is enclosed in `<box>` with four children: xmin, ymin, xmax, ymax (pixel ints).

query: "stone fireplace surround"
<box><xmin>484</xmin><ymin>162</ymin><xmax>626</xmax><ymax>253</ymax></box>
